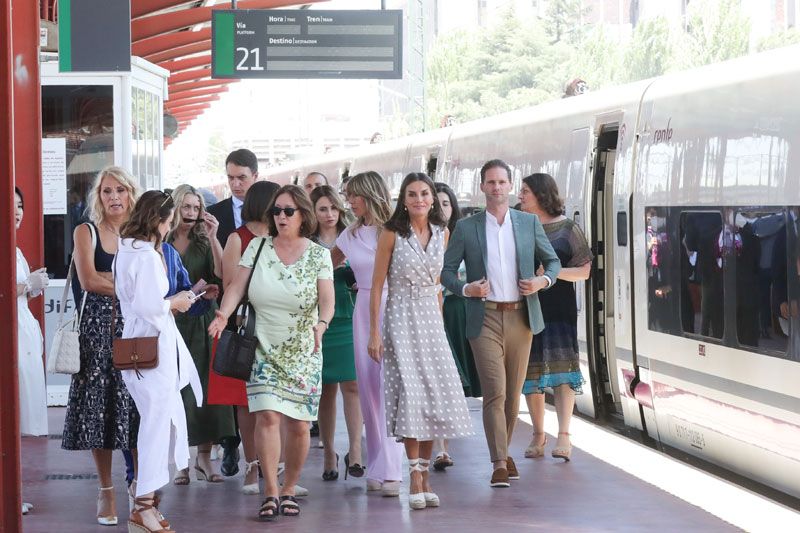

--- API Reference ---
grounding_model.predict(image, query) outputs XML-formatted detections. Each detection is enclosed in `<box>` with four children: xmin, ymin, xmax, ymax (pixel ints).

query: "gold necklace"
<box><xmin>104</xmin><ymin>223</ymin><xmax>120</xmax><ymax>236</ymax></box>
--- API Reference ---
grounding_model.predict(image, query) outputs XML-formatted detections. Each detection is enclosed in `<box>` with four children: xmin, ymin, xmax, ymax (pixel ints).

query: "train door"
<box><xmin>587</xmin><ymin>123</ymin><xmax>623</xmax><ymax>419</ymax></box>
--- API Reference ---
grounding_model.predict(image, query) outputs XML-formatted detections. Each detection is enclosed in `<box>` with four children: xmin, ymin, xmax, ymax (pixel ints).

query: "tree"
<box><xmin>757</xmin><ymin>28</ymin><xmax>800</xmax><ymax>52</ymax></box>
<box><xmin>623</xmin><ymin>17</ymin><xmax>673</xmax><ymax>82</ymax></box>
<box><xmin>542</xmin><ymin>0</ymin><xmax>590</xmax><ymax>45</ymax></box>
<box><xmin>678</xmin><ymin>0</ymin><xmax>750</xmax><ymax>68</ymax></box>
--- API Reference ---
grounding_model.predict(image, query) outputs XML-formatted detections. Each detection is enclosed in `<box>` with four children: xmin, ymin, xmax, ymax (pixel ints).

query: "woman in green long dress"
<box><xmin>432</xmin><ymin>183</ymin><xmax>482</xmax><ymax>471</ymax></box>
<box><xmin>310</xmin><ymin>185</ymin><xmax>364</xmax><ymax>481</ymax></box>
<box><xmin>168</xmin><ymin>184</ymin><xmax>235</xmax><ymax>483</ymax></box>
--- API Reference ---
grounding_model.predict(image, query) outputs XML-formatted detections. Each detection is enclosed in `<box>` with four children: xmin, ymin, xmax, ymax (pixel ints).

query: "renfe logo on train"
<box><xmin>653</xmin><ymin>118</ymin><xmax>673</xmax><ymax>143</ymax></box>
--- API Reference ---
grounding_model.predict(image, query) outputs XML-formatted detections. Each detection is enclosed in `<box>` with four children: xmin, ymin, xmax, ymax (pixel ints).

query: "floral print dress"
<box><xmin>240</xmin><ymin>236</ymin><xmax>333</xmax><ymax>420</ymax></box>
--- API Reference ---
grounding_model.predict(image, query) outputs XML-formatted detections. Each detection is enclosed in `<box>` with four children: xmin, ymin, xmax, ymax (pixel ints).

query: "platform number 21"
<box><xmin>236</xmin><ymin>47</ymin><xmax>264</xmax><ymax>71</ymax></box>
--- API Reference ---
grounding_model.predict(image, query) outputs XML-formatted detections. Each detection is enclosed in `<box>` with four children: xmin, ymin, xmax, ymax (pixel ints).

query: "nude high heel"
<box><xmin>524</xmin><ymin>432</ymin><xmax>547</xmax><ymax>459</ymax></box>
<box><xmin>552</xmin><ymin>432</ymin><xmax>572</xmax><ymax>462</ymax></box>
<box><xmin>96</xmin><ymin>486</ymin><xmax>118</xmax><ymax>526</ymax></box>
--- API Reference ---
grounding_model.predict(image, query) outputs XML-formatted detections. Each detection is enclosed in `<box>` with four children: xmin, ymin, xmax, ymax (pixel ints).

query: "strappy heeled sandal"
<box><xmin>97</xmin><ymin>486</ymin><xmax>118</xmax><ymax>526</ymax></box>
<box><xmin>552</xmin><ymin>432</ymin><xmax>572</xmax><ymax>462</ymax></box>
<box><xmin>242</xmin><ymin>459</ymin><xmax>261</xmax><ymax>495</ymax></box>
<box><xmin>172</xmin><ymin>468</ymin><xmax>190</xmax><ymax>486</ymax></box>
<box><xmin>194</xmin><ymin>453</ymin><xmax>225</xmax><ymax>483</ymax></box>
<box><xmin>417</xmin><ymin>459</ymin><xmax>439</xmax><ymax>507</ymax></box>
<box><xmin>432</xmin><ymin>452</ymin><xmax>454</xmax><ymax>471</ymax></box>
<box><xmin>279</xmin><ymin>495</ymin><xmax>300</xmax><ymax>517</ymax></box>
<box><xmin>258</xmin><ymin>496</ymin><xmax>279</xmax><ymax>521</ymax></box>
<box><xmin>128</xmin><ymin>496</ymin><xmax>174</xmax><ymax>533</ymax></box>
<box><xmin>524</xmin><ymin>432</ymin><xmax>547</xmax><ymax>459</ymax></box>
<box><xmin>407</xmin><ymin>459</ymin><xmax>427</xmax><ymax>510</ymax></box>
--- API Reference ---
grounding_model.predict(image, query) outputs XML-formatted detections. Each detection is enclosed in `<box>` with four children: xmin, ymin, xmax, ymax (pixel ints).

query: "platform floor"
<box><xmin>21</xmin><ymin>400</ymin><xmax>740</xmax><ymax>533</ymax></box>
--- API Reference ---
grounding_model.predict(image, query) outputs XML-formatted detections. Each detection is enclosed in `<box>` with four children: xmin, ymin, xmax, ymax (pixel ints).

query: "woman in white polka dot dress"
<box><xmin>368</xmin><ymin>172</ymin><xmax>473</xmax><ymax>510</ymax></box>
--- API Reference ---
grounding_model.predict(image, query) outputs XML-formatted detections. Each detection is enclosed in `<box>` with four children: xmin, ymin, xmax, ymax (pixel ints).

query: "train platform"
<box><xmin>19</xmin><ymin>399</ymin><xmax>799</xmax><ymax>533</ymax></box>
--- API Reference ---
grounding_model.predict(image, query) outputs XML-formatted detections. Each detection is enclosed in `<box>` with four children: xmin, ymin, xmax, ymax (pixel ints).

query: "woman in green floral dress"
<box><xmin>209</xmin><ymin>185</ymin><xmax>334</xmax><ymax>520</ymax></box>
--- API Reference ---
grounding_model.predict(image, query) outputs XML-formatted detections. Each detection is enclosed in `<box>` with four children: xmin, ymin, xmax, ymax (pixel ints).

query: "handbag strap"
<box><xmin>58</xmin><ymin>223</ymin><xmax>96</xmax><ymax>328</ymax></box>
<box><xmin>236</xmin><ymin>237</ymin><xmax>267</xmax><ymax>337</ymax></box>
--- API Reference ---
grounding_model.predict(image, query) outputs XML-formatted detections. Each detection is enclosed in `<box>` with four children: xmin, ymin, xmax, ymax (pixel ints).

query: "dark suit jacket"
<box><xmin>442</xmin><ymin>209</ymin><xmax>561</xmax><ymax>338</ymax></box>
<box><xmin>207</xmin><ymin>197</ymin><xmax>237</xmax><ymax>249</ymax></box>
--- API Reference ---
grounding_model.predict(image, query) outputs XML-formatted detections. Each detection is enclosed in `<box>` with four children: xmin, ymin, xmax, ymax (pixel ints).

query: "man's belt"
<box><xmin>484</xmin><ymin>300</ymin><xmax>525</xmax><ymax>311</ymax></box>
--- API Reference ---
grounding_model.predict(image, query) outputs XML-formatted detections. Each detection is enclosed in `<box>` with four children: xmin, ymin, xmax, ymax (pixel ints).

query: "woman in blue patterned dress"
<box><xmin>519</xmin><ymin>173</ymin><xmax>593</xmax><ymax>462</ymax></box>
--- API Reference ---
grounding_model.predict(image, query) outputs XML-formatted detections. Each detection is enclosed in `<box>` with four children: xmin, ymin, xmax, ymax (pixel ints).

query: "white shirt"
<box><xmin>485</xmin><ymin>210</ymin><xmax>520</xmax><ymax>302</ymax></box>
<box><xmin>232</xmin><ymin>195</ymin><xmax>244</xmax><ymax>229</ymax></box>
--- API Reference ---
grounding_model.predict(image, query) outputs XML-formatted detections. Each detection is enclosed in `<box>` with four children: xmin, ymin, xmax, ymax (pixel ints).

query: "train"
<box><xmin>256</xmin><ymin>44</ymin><xmax>800</xmax><ymax>500</ymax></box>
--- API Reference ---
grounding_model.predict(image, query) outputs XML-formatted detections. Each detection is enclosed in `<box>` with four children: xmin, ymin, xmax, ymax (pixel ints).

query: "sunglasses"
<box><xmin>160</xmin><ymin>191</ymin><xmax>173</xmax><ymax>208</ymax></box>
<box><xmin>270</xmin><ymin>206</ymin><xmax>297</xmax><ymax>217</ymax></box>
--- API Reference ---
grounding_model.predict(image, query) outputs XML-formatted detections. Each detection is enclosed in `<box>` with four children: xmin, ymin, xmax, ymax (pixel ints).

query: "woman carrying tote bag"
<box><xmin>114</xmin><ymin>190</ymin><xmax>200</xmax><ymax>533</ymax></box>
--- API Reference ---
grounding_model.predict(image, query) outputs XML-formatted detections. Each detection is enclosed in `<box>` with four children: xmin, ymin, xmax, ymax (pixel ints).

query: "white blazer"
<box><xmin>114</xmin><ymin>237</ymin><xmax>202</xmax><ymax>496</ymax></box>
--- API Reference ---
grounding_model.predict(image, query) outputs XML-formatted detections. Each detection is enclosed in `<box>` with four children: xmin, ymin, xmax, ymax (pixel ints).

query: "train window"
<box><xmin>616</xmin><ymin>211</ymin><xmax>627</xmax><ymax>246</ymax></box>
<box><xmin>681</xmin><ymin>211</ymin><xmax>724</xmax><ymax>339</ymax></box>
<box><xmin>732</xmin><ymin>208</ymin><xmax>788</xmax><ymax>354</ymax></box>
<box><xmin>646</xmin><ymin>207</ymin><xmax>680</xmax><ymax>335</ymax></box>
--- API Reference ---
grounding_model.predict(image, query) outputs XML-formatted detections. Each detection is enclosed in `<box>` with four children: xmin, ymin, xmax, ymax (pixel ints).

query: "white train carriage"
<box><xmin>261</xmin><ymin>45</ymin><xmax>800</xmax><ymax>499</ymax></box>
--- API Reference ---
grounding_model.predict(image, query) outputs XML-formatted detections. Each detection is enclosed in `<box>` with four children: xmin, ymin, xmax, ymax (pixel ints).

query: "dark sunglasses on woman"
<box><xmin>270</xmin><ymin>206</ymin><xmax>297</xmax><ymax>217</ymax></box>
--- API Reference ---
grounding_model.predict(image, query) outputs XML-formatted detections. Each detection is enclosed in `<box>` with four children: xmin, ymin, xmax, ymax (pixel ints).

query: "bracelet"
<box><xmin>318</xmin><ymin>319</ymin><xmax>329</xmax><ymax>327</ymax></box>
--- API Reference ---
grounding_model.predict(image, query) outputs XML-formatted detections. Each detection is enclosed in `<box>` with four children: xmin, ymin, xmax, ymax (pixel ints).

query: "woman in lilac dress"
<box><xmin>331</xmin><ymin>171</ymin><xmax>404</xmax><ymax>496</ymax></box>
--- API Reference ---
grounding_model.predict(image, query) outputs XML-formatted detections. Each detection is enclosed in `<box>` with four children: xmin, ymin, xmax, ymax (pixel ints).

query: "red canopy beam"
<box><xmin>170</xmin><ymin>68</ymin><xmax>212</xmax><ymax>84</ymax></box>
<box><xmin>168</xmin><ymin>86</ymin><xmax>229</xmax><ymax>101</ymax></box>
<box><xmin>132</xmin><ymin>0</ymin><xmax>199</xmax><ymax>19</ymax></box>
<box><xmin>133</xmin><ymin>28</ymin><xmax>211</xmax><ymax>56</ymax></box>
<box><xmin>159</xmin><ymin>53</ymin><xmax>212</xmax><ymax>74</ymax></box>
<box><xmin>166</xmin><ymin>94</ymin><xmax>220</xmax><ymax>109</ymax></box>
<box><xmin>168</xmin><ymin>78</ymin><xmax>233</xmax><ymax>94</ymax></box>
<box><xmin>132</xmin><ymin>0</ymin><xmax>326</xmax><ymax>42</ymax></box>
<box><xmin>145</xmin><ymin>40</ymin><xmax>210</xmax><ymax>63</ymax></box>
<box><xmin>170</xmin><ymin>103</ymin><xmax>212</xmax><ymax>114</ymax></box>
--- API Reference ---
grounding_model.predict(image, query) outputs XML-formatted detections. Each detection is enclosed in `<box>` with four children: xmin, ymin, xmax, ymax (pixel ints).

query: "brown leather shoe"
<box><xmin>506</xmin><ymin>456</ymin><xmax>520</xmax><ymax>480</ymax></box>
<box><xmin>490</xmin><ymin>468</ymin><xmax>510</xmax><ymax>487</ymax></box>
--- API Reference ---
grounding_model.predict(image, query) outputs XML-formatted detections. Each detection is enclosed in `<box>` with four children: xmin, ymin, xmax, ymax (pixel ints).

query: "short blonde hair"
<box><xmin>87</xmin><ymin>166</ymin><xmax>140</xmax><ymax>224</ymax></box>
<box><xmin>346</xmin><ymin>171</ymin><xmax>391</xmax><ymax>234</ymax></box>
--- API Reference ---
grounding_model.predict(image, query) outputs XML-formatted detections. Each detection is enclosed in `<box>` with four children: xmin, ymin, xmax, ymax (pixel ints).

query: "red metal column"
<box><xmin>13</xmin><ymin>0</ymin><xmax>44</xmax><ymax>323</ymax></box>
<box><xmin>0</xmin><ymin>0</ymin><xmax>22</xmax><ymax>530</ymax></box>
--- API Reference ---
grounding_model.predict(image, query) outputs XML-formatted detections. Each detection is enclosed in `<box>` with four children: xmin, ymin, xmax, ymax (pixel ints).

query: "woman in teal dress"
<box><xmin>209</xmin><ymin>185</ymin><xmax>334</xmax><ymax>520</ymax></box>
<box><xmin>431</xmin><ymin>183</ymin><xmax>482</xmax><ymax>471</ymax></box>
<box><xmin>168</xmin><ymin>184</ymin><xmax>235</xmax><ymax>484</ymax></box>
<box><xmin>310</xmin><ymin>185</ymin><xmax>364</xmax><ymax>481</ymax></box>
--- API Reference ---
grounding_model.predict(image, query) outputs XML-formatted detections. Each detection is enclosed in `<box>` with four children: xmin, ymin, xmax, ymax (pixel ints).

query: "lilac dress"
<box><xmin>336</xmin><ymin>225</ymin><xmax>403</xmax><ymax>483</ymax></box>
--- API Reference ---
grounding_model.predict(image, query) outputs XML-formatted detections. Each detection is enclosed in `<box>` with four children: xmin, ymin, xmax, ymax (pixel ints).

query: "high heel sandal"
<box><xmin>552</xmin><ymin>432</ymin><xmax>572</xmax><ymax>462</ymax></box>
<box><xmin>322</xmin><ymin>453</ymin><xmax>339</xmax><ymax>481</ymax></box>
<box><xmin>242</xmin><ymin>459</ymin><xmax>261</xmax><ymax>495</ymax></box>
<box><xmin>194</xmin><ymin>454</ymin><xmax>225</xmax><ymax>482</ymax></box>
<box><xmin>344</xmin><ymin>452</ymin><xmax>365</xmax><ymax>479</ymax></box>
<box><xmin>417</xmin><ymin>459</ymin><xmax>439</xmax><ymax>507</ymax></box>
<box><xmin>128</xmin><ymin>496</ymin><xmax>174</xmax><ymax>533</ymax></box>
<box><xmin>96</xmin><ymin>486</ymin><xmax>118</xmax><ymax>526</ymax></box>
<box><xmin>407</xmin><ymin>460</ymin><xmax>427</xmax><ymax>510</ymax></box>
<box><xmin>129</xmin><ymin>482</ymin><xmax>170</xmax><ymax>530</ymax></box>
<box><xmin>524</xmin><ymin>432</ymin><xmax>547</xmax><ymax>459</ymax></box>
<box><xmin>432</xmin><ymin>451</ymin><xmax>454</xmax><ymax>471</ymax></box>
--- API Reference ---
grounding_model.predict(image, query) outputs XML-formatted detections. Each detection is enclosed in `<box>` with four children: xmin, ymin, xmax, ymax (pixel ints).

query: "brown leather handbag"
<box><xmin>111</xmin><ymin>260</ymin><xmax>159</xmax><ymax>379</ymax></box>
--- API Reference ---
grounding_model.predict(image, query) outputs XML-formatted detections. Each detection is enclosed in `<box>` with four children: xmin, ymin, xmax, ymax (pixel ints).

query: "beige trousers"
<box><xmin>468</xmin><ymin>308</ymin><xmax>533</xmax><ymax>463</ymax></box>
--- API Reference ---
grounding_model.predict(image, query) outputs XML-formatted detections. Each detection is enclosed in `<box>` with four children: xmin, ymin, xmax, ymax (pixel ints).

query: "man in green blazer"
<box><xmin>442</xmin><ymin>159</ymin><xmax>560</xmax><ymax>487</ymax></box>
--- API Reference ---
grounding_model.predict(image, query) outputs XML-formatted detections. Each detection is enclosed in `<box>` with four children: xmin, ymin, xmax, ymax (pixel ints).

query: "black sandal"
<box><xmin>258</xmin><ymin>496</ymin><xmax>279</xmax><ymax>521</ymax></box>
<box><xmin>279</xmin><ymin>495</ymin><xmax>300</xmax><ymax>517</ymax></box>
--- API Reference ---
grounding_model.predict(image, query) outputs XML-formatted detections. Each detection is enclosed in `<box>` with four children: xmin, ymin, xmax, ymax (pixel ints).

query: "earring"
<box><xmin>404</xmin><ymin>205</ymin><xmax>408</xmax><ymax>211</ymax></box>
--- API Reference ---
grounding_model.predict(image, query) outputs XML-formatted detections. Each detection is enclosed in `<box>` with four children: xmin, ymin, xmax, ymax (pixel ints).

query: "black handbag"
<box><xmin>212</xmin><ymin>238</ymin><xmax>266</xmax><ymax>381</ymax></box>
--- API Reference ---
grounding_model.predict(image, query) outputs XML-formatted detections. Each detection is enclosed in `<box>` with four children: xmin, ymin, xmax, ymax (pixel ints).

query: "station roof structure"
<box><xmin>41</xmin><ymin>1</ymin><xmax>328</xmax><ymax>145</ymax></box>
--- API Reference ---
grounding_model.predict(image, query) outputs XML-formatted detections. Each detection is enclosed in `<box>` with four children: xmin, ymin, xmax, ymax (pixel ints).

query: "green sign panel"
<box><xmin>212</xmin><ymin>9</ymin><xmax>403</xmax><ymax>79</ymax></box>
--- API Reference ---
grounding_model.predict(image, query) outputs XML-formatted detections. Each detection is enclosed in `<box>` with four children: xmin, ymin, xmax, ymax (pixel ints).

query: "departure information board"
<box><xmin>212</xmin><ymin>9</ymin><xmax>403</xmax><ymax>79</ymax></box>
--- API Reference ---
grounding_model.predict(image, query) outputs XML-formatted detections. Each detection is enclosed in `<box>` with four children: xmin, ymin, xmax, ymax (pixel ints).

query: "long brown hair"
<box><xmin>310</xmin><ymin>185</ymin><xmax>352</xmax><ymax>236</ymax></box>
<box><xmin>120</xmin><ymin>190</ymin><xmax>174</xmax><ymax>251</ymax></box>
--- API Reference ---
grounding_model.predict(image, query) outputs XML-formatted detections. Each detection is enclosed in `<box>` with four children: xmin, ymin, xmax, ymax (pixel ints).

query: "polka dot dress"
<box><xmin>383</xmin><ymin>225</ymin><xmax>474</xmax><ymax>441</ymax></box>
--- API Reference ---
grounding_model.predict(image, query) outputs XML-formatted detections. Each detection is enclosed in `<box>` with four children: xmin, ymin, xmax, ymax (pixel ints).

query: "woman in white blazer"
<box><xmin>115</xmin><ymin>190</ymin><xmax>201</xmax><ymax>533</ymax></box>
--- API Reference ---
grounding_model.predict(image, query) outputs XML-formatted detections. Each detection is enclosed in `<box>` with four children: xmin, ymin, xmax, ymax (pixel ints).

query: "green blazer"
<box><xmin>442</xmin><ymin>209</ymin><xmax>561</xmax><ymax>338</ymax></box>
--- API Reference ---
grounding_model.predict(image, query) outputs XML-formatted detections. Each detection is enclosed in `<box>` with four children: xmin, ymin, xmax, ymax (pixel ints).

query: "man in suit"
<box><xmin>207</xmin><ymin>148</ymin><xmax>259</xmax><ymax>249</ymax></box>
<box><xmin>207</xmin><ymin>148</ymin><xmax>258</xmax><ymax>476</ymax></box>
<box><xmin>442</xmin><ymin>159</ymin><xmax>560</xmax><ymax>487</ymax></box>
